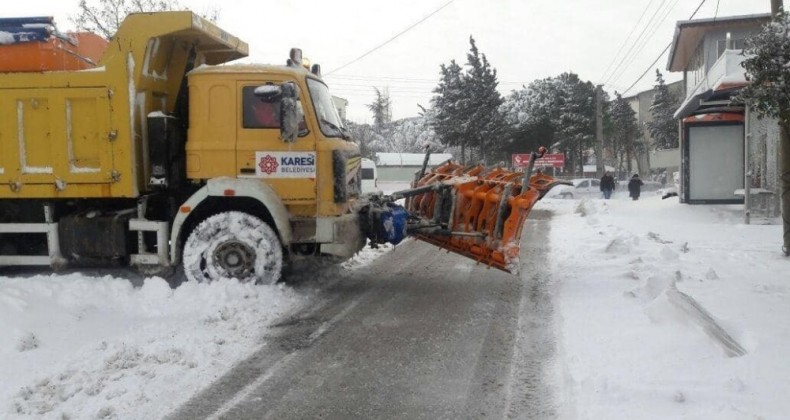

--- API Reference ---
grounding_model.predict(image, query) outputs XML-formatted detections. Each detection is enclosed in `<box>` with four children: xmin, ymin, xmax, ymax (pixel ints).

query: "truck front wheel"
<box><xmin>182</xmin><ymin>211</ymin><xmax>283</xmax><ymax>284</ymax></box>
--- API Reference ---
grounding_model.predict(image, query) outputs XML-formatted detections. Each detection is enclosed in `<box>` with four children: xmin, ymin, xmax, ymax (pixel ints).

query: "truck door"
<box><xmin>235</xmin><ymin>81</ymin><xmax>317</xmax><ymax>203</ymax></box>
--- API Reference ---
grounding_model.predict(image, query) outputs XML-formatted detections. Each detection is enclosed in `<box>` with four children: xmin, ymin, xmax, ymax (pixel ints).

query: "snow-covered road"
<box><xmin>168</xmin><ymin>210</ymin><xmax>557</xmax><ymax>419</ymax></box>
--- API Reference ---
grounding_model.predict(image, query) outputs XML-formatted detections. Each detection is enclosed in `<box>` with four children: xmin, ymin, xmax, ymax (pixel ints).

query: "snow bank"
<box><xmin>0</xmin><ymin>274</ymin><xmax>301</xmax><ymax>419</ymax></box>
<box><xmin>542</xmin><ymin>195</ymin><xmax>789</xmax><ymax>419</ymax></box>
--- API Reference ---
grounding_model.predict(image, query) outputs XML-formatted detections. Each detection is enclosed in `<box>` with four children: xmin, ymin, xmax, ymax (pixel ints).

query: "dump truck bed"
<box><xmin>0</xmin><ymin>12</ymin><xmax>247</xmax><ymax>199</ymax></box>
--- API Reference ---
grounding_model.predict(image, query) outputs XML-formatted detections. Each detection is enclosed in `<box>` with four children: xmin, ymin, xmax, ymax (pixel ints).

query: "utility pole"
<box><xmin>595</xmin><ymin>85</ymin><xmax>605</xmax><ymax>178</ymax></box>
<box><xmin>772</xmin><ymin>0</ymin><xmax>790</xmax><ymax>256</ymax></box>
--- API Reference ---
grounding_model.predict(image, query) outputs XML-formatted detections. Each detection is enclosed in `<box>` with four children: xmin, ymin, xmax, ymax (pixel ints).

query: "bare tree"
<box><xmin>72</xmin><ymin>0</ymin><xmax>219</xmax><ymax>39</ymax></box>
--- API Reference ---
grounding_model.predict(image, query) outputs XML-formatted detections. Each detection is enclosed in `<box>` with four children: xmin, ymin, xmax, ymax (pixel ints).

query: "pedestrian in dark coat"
<box><xmin>628</xmin><ymin>174</ymin><xmax>644</xmax><ymax>200</ymax></box>
<box><xmin>600</xmin><ymin>172</ymin><xmax>615</xmax><ymax>199</ymax></box>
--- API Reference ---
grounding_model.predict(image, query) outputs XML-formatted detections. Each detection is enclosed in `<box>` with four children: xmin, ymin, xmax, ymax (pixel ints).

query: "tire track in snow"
<box><xmin>166</xmin><ymin>240</ymin><xmax>430</xmax><ymax>420</ymax></box>
<box><xmin>503</xmin><ymin>210</ymin><xmax>558</xmax><ymax>419</ymax></box>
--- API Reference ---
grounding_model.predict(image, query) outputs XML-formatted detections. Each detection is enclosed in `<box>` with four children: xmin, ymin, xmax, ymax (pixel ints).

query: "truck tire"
<box><xmin>182</xmin><ymin>211</ymin><xmax>283</xmax><ymax>284</ymax></box>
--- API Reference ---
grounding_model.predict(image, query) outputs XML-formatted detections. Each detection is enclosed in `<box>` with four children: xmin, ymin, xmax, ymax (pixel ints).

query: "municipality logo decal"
<box><xmin>259</xmin><ymin>154</ymin><xmax>279</xmax><ymax>175</ymax></box>
<box><xmin>255</xmin><ymin>151</ymin><xmax>316</xmax><ymax>178</ymax></box>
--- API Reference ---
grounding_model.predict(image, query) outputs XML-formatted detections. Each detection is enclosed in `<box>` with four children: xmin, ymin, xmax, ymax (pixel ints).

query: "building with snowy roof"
<box><xmin>374</xmin><ymin>152</ymin><xmax>453</xmax><ymax>181</ymax></box>
<box><xmin>666</xmin><ymin>12</ymin><xmax>779</xmax><ymax>217</ymax></box>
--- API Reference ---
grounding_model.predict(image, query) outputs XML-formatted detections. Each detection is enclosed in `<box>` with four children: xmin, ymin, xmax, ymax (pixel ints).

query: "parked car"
<box><xmin>361</xmin><ymin>158</ymin><xmax>379</xmax><ymax>193</ymax></box>
<box><xmin>546</xmin><ymin>178</ymin><xmax>603</xmax><ymax>199</ymax></box>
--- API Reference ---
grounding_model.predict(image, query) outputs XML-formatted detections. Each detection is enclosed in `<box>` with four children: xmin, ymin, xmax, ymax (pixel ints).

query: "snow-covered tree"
<box><xmin>386</xmin><ymin>117</ymin><xmax>439</xmax><ymax>153</ymax></box>
<box><xmin>647</xmin><ymin>70</ymin><xmax>679</xmax><ymax>149</ymax></box>
<box><xmin>346</xmin><ymin>121</ymin><xmax>383</xmax><ymax>159</ymax></box>
<box><xmin>431</xmin><ymin>60</ymin><xmax>468</xmax><ymax>161</ymax></box>
<box><xmin>555</xmin><ymin>73</ymin><xmax>596</xmax><ymax>174</ymax></box>
<box><xmin>735</xmin><ymin>10</ymin><xmax>790</xmax><ymax>255</ymax></box>
<box><xmin>366</xmin><ymin>87</ymin><xmax>392</xmax><ymax>131</ymax></box>
<box><xmin>461</xmin><ymin>36</ymin><xmax>506</xmax><ymax>164</ymax></box>
<box><xmin>500</xmin><ymin>77</ymin><xmax>559</xmax><ymax>153</ymax></box>
<box><xmin>430</xmin><ymin>37</ymin><xmax>505</xmax><ymax>164</ymax></box>
<box><xmin>347</xmin><ymin>115</ymin><xmax>439</xmax><ymax>158</ymax></box>
<box><xmin>499</xmin><ymin>73</ymin><xmax>596</xmax><ymax>174</ymax></box>
<box><xmin>72</xmin><ymin>0</ymin><xmax>219</xmax><ymax>39</ymax></box>
<box><xmin>737</xmin><ymin>11</ymin><xmax>790</xmax><ymax>130</ymax></box>
<box><xmin>608</xmin><ymin>92</ymin><xmax>640</xmax><ymax>174</ymax></box>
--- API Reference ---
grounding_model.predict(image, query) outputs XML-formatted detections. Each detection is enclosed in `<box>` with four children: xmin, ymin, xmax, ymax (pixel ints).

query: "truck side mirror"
<box><xmin>253</xmin><ymin>82</ymin><xmax>301</xmax><ymax>143</ymax></box>
<box><xmin>253</xmin><ymin>84</ymin><xmax>282</xmax><ymax>102</ymax></box>
<box><xmin>279</xmin><ymin>82</ymin><xmax>300</xmax><ymax>143</ymax></box>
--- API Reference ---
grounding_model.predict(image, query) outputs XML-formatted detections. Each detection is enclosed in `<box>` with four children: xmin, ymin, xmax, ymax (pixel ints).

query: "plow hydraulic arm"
<box><xmin>360</xmin><ymin>147</ymin><xmax>569</xmax><ymax>273</ymax></box>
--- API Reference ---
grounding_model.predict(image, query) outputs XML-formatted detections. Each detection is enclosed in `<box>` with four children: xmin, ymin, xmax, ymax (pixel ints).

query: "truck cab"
<box><xmin>177</xmin><ymin>55</ymin><xmax>366</xmax><ymax>282</ymax></box>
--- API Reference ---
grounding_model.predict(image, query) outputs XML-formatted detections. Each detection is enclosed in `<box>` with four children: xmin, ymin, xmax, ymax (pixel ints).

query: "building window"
<box><xmin>717</xmin><ymin>38</ymin><xmax>747</xmax><ymax>57</ymax></box>
<box><xmin>685</xmin><ymin>44</ymin><xmax>705</xmax><ymax>94</ymax></box>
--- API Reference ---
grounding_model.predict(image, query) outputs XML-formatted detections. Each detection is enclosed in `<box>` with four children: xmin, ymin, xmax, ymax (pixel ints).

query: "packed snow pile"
<box><xmin>542</xmin><ymin>195</ymin><xmax>789</xmax><ymax>419</ymax></box>
<box><xmin>0</xmin><ymin>245</ymin><xmax>391</xmax><ymax>419</ymax></box>
<box><xmin>0</xmin><ymin>275</ymin><xmax>301</xmax><ymax>419</ymax></box>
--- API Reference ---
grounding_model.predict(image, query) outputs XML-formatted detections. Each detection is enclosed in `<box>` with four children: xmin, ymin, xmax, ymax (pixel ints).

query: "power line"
<box><xmin>608</xmin><ymin>0</ymin><xmax>680</xmax><ymax>85</ymax></box>
<box><xmin>599</xmin><ymin>0</ymin><xmax>659</xmax><ymax>82</ymax></box>
<box><xmin>325</xmin><ymin>0</ymin><xmax>456</xmax><ymax>76</ymax></box>
<box><xmin>620</xmin><ymin>42</ymin><xmax>671</xmax><ymax>96</ymax></box>
<box><xmin>620</xmin><ymin>0</ymin><xmax>708</xmax><ymax>95</ymax></box>
<box><xmin>604</xmin><ymin>0</ymin><xmax>670</xmax><ymax>84</ymax></box>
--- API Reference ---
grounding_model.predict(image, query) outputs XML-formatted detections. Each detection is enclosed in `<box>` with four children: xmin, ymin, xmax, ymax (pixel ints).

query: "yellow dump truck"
<box><xmin>0</xmin><ymin>12</ymin><xmax>369</xmax><ymax>283</ymax></box>
<box><xmin>0</xmin><ymin>11</ymin><xmax>565</xmax><ymax>283</ymax></box>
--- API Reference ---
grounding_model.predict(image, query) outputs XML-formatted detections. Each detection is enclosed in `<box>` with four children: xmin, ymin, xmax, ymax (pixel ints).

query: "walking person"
<box><xmin>628</xmin><ymin>174</ymin><xmax>644</xmax><ymax>201</ymax></box>
<box><xmin>600</xmin><ymin>171</ymin><xmax>615</xmax><ymax>199</ymax></box>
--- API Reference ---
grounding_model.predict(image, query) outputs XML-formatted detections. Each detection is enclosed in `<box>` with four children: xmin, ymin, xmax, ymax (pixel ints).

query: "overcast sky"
<box><xmin>7</xmin><ymin>0</ymin><xmax>775</xmax><ymax>122</ymax></box>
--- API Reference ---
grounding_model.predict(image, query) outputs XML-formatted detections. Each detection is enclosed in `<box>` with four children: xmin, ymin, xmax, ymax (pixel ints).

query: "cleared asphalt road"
<box><xmin>167</xmin><ymin>210</ymin><xmax>556</xmax><ymax>420</ymax></box>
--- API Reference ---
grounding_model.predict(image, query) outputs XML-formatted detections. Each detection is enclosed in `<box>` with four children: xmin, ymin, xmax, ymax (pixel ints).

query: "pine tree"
<box><xmin>461</xmin><ymin>36</ymin><xmax>505</xmax><ymax>164</ymax></box>
<box><xmin>608</xmin><ymin>92</ymin><xmax>640</xmax><ymax>174</ymax></box>
<box><xmin>430</xmin><ymin>37</ymin><xmax>505</xmax><ymax>164</ymax></box>
<box><xmin>366</xmin><ymin>87</ymin><xmax>392</xmax><ymax>131</ymax></box>
<box><xmin>555</xmin><ymin>73</ymin><xmax>596</xmax><ymax>174</ymax></box>
<box><xmin>647</xmin><ymin>70</ymin><xmax>679</xmax><ymax>149</ymax></box>
<box><xmin>431</xmin><ymin>60</ymin><xmax>468</xmax><ymax>162</ymax></box>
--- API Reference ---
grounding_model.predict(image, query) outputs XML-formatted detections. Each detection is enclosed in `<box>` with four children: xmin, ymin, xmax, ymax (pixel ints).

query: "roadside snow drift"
<box><xmin>0</xmin><ymin>275</ymin><xmax>302</xmax><ymax>419</ymax></box>
<box><xmin>543</xmin><ymin>195</ymin><xmax>789</xmax><ymax>419</ymax></box>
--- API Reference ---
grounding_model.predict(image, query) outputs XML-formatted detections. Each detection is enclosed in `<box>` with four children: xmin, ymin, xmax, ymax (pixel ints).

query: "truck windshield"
<box><xmin>306</xmin><ymin>78</ymin><xmax>346</xmax><ymax>139</ymax></box>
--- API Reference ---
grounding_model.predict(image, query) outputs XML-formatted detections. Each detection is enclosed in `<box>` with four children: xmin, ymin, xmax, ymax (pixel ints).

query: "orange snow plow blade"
<box><xmin>398</xmin><ymin>147</ymin><xmax>567</xmax><ymax>273</ymax></box>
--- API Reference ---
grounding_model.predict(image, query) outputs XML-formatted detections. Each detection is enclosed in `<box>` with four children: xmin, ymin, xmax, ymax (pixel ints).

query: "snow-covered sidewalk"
<box><xmin>543</xmin><ymin>194</ymin><xmax>789</xmax><ymax>419</ymax></box>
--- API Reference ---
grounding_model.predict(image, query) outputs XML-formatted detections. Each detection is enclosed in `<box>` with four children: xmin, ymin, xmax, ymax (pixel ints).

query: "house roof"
<box><xmin>666</xmin><ymin>13</ymin><xmax>771</xmax><ymax>72</ymax></box>
<box><xmin>582</xmin><ymin>165</ymin><xmax>615</xmax><ymax>173</ymax></box>
<box><xmin>375</xmin><ymin>152</ymin><xmax>453</xmax><ymax>167</ymax></box>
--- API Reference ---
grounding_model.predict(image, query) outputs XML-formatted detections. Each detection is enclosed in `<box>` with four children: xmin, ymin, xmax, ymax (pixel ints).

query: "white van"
<box><xmin>361</xmin><ymin>158</ymin><xmax>379</xmax><ymax>194</ymax></box>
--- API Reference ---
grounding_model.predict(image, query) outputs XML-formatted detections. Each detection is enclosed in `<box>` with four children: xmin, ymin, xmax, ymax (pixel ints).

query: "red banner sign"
<box><xmin>512</xmin><ymin>153</ymin><xmax>565</xmax><ymax>168</ymax></box>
